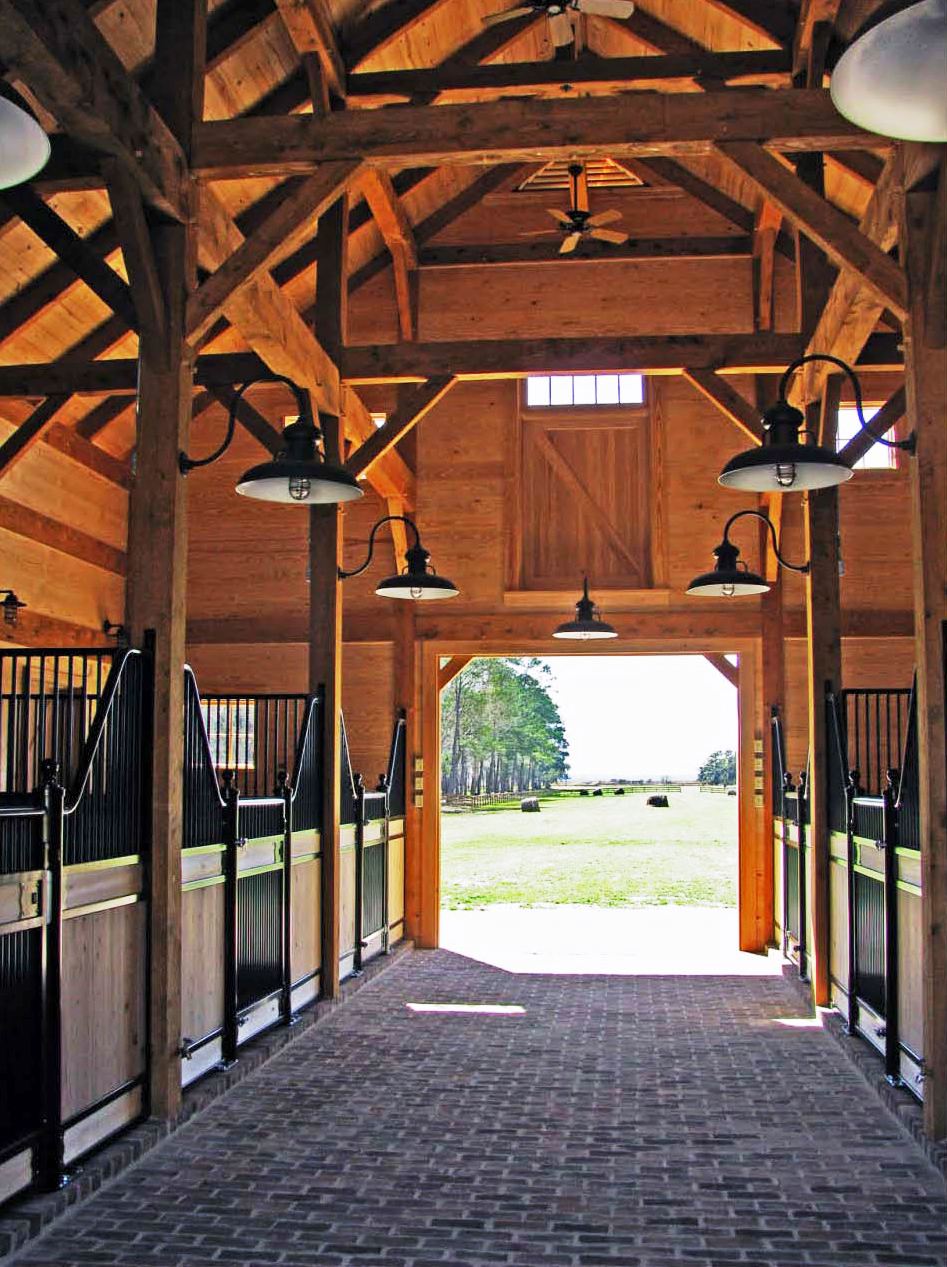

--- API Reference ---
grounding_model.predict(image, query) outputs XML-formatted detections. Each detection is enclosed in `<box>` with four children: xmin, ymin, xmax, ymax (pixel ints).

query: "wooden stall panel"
<box><xmin>180</xmin><ymin>883</ymin><xmax>225</xmax><ymax>1050</ymax></box>
<box><xmin>290</xmin><ymin>856</ymin><xmax>322</xmax><ymax>986</ymax></box>
<box><xmin>772</xmin><ymin>825</ymin><xmax>783</xmax><ymax>945</ymax></box>
<box><xmin>898</xmin><ymin>885</ymin><xmax>924</xmax><ymax>1065</ymax></box>
<box><xmin>60</xmin><ymin>901</ymin><xmax>146</xmax><ymax>1121</ymax></box>
<box><xmin>388</xmin><ymin>822</ymin><xmax>405</xmax><ymax>939</ymax></box>
<box><xmin>339</xmin><ymin>837</ymin><xmax>357</xmax><ymax>973</ymax></box>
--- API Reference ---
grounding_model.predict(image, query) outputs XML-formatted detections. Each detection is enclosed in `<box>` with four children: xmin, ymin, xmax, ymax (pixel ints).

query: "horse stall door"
<box><xmin>59</xmin><ymin>652</ymin><xmax>148</xmax><ymax>1169</ymax></box>
<box><xmin>234</xmin><ymin>796</ymin><xmax>286</xmax><ymax>1045</ymax></box>
<box><xmin>0</xmin><ymin>809</ymin><xmax>44</xmax><ymax>1203</ymax></box>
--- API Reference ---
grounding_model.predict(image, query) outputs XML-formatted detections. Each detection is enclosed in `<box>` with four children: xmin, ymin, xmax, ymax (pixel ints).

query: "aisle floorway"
<box><xmin>11</xmin><ymin>949</ymin><xmax>946</xmax><ymax>1267</ymax></box>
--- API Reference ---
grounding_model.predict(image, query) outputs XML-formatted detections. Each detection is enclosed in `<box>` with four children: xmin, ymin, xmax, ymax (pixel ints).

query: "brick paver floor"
<box><xmin>11</xmin><ymin>948</ymin><xmax>946</xmax><ymax>1267</ymax></box>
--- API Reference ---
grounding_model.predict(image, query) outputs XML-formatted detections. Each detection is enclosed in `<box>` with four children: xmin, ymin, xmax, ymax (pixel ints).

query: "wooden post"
<box><xmin>124</xmin><ymin>0</ymin><xmax>205</xmax><ymax>1122</ymax></box>
<box><xmin>761</xmin><ymin>580</ymin><xmax>785</xmax><ymax>943</ymax></box>
<box><xmin>311</xmin><ymin>193</ymin><xmax>348</xmax><ymax>997</ymax></box>
<box><xmin>392</xmin><ymin>601</ymin><xmax>417</xmax><ymax>938</ymax></box>
<box><xmin>803</xmin><ymin>476</ymin><xmax>842</xmax><ymax>1006</ymax></box>
<box><xmin>738</xmin><ymin>642</ymin><xmax>770</xmax><ymax>951</ymax></box>
<box><xmin>901</xmin><ymin>176</ymin><xmax>947</xmax><ymax>1141</ymax></box>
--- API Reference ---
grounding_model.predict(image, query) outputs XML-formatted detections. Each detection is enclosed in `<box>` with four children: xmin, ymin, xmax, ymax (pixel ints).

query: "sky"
<box><xmin>538</xmin><ymin>655</ymin><xmax>738</xmax><ymax>783</ymax></box>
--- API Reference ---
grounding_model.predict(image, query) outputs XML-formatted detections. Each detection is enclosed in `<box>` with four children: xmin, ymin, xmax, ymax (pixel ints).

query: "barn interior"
<box><xmin>0</xmin><ymin>0</ymin><xmax>944</xmax><ymax>1234</ymax></box>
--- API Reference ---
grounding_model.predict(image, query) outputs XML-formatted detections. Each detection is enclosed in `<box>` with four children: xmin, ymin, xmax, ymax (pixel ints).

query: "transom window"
<box><xmin>525</xmin><ymin>373</ymin><xmax>645</xmax><ymax>409</ymax></box>
<box><xmin>836</xmin><ymin>406</ymin><xmax>897</xmax><ymax>471</ymax></box>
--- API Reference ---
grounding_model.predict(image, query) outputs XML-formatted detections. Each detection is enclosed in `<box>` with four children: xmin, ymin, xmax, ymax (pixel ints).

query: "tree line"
<box><xmin>441</xmin><ymin>658</ymin><xmax>569</xmax><ymax>795</ymax></box>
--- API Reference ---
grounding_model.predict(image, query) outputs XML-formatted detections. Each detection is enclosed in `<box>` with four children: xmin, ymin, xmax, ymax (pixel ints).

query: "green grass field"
<box><xmin>441</xmin><ymin>788</ymin><xmax>737</xmax><ymax>909</ymax></box>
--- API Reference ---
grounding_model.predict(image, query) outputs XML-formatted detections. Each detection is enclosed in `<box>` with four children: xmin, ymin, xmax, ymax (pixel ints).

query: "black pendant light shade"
<box><xmin>719</xmin><ymin>399</ymin><xmax>853</xmax><ymax>492</ymax></box>
<box><xmin>375</xmin><ymin>540</ymin><xmax>460</xmax><ymax>600</ymax></box>
<box><xmin>552</xmin><ymin>578</ymin><xmax>618</xmax><ymax>639</ymax></box>
<box><xmin>687</xmin><ymin>509</ymin><xmax>808</xmax><ymax>598</ymax></box>
<box><xmin>236</xmin><ymin>416</ymin><xmax>362</xmax><ymax>504</ymax></box>
<box><xmin>340</xmin><ymin>515</ymin><xmax>459</xmax><ymax>600</ymax></box>
<box><xmin>0</xmin><ymin>96</ymin><xmax>50</xmax><ymax>189</ymax></box>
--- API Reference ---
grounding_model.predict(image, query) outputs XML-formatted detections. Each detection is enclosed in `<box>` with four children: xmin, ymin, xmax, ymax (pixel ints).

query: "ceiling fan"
<box><xmin>524</xmin><ymin>163</ymin><xmax>630</xmax><ymax>254</ymax></box>
<box><xmin>483</xmin><ymin>0</ymin><xmax>635</xmax><ymax>47</ymax></box>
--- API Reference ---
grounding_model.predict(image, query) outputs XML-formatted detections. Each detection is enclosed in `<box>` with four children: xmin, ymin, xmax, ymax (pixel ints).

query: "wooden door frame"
<box><xmin>407</xmin><ymin>635</ymin><xmax>771</xmax><ymax>953</ymax></box>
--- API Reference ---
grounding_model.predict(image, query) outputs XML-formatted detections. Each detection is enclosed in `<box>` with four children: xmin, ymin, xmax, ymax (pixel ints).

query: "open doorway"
<box><xmin>438</xmin><ymin>655</ymin><xmax>775</xmax><ymax>975</ymax></box>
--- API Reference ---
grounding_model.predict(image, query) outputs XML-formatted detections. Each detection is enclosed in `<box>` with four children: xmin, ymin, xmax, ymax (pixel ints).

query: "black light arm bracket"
<box><xmin>339</xmin><ymin>515</ymin><xmax>424</xmax><ymax>580</ymax></box>
<box><xmin>778</xmin><ymin>353</ymin><xmax>916</xmax><ymax>454</ymax></box>
<box><xmin>178</xmin><ymin>375</ymin><xmax>317</xmax><ymax>475</ymax></box>
<box><xmin>723</xmin><ymin>509</ymin><xmax>810</xmax><ymax>575</ymax></box>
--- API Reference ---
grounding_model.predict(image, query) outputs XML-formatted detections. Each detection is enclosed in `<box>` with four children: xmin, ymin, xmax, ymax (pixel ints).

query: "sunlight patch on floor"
<box><xmin>405</xmin><ymin>1002</ymin><xmax>526</xmax><ymax>1016</ymax></box>
<box><xmin>439</xmin><ymin>905</ymin><xmax>786</xmax><ymax>976</ymax></box>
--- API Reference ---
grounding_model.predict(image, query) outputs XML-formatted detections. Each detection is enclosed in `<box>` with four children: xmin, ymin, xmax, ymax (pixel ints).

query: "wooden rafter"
<box><xmin>191</xmin><ymin>90</ymin><xmax>878</xmax><ymax>178</ymax></box>
<box><xmin>837</xmin><ymin>384</ymin><xmax>906</xmax><ymax>466</ymax></box>
<box><xmin>0</xmin><ymin>0</ymin><xmax>186</xmax><ymax>219</ymax></box>
<box><xmin>360</xmin><ymin>168</ymin><xmax>420</xmax><ymax>341</ymax></box>
<box><xmin>703</xmin><ymin>652</ymin><xmax>740</xmax><ymax>687</ymax></box>
<box><xmin>717</xmin><ymin>141</ymin><xmax>908</xmax><ymax>320</ymax></box>
<box><xmin>104</xmin><ymin>160</ymin><xmax>166</xmax><ymax>347</ymax></box>
<box><xmin>753</xmin><ymin>200</ymin><xmax>783</xmax><ymax>331</ymax></box>
<box><xmin>438</xmin><ymin>656</ymin><xmax>472</xmax><ymax>691</ymax></box>
<box><xmin>342</xmin><ymin>0</ymin><xmax>451</xmax><ymax>70</ymax></box>
<box><xmin>681</xmin><ymin>369</ymin><xmax>763</xmax><ymax>444</ymax></box>
<box><xmin>274</xmin><ymin>0</ymin><xmax>346</xmax><ymax>98</ymax></box>
<box><xmin>346</xmin><ymin>376</ymin><xmax>456</xmax><ymax>480</ymax></box>
<box><xmin>0</xmin><ymin>491</ymin><xmax>125</xmax><ymax>574</ymax></box>
<box><xmin>419</xmin><ymin>237</ymin><xmax>754</xmax><ymax>269</ymax></box>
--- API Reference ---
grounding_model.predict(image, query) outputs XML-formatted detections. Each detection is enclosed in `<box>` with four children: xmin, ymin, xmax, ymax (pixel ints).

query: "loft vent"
<box><xmin>516</xmin><ymin>157</ymin><xmax>644</xmax><ymax>192</ymax></box>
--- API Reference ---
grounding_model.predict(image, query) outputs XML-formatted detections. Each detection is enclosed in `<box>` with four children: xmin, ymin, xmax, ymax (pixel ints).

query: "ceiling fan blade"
<box><xmin>518</xmin><ymin>228</ymin><xmax>559</xmax><ymax>236</ymax></box>
<box><xmin>548</xmin><ymin>11</ymin><xmax>575</xmax><ymax>45</ymax></box>
<box><xmin>482</xmin><ymin>6</ymin><xmax>534</xmax><ymax>26</ymax></box>
<box><xmin>577</xmin><ymin>0</ymin><xmax>635</xmax><ymax>17</ymax></box>
<box><xmin>587</xmin><ymin>208</ymin><xmax>622</xmax><ymax>227</ymax></box>
<box><xmin>590</xmin><ymin>228</ymin><xmax>629</xmax><ymax>244</ymax></box>
<box><xmin>547</xmin><ymin>207</ymin><xmax>574</xmax><ymax>224</ymax></box>
<box><xmin>559</xmin><ymin>232</ymin><xmax>581</xmax><ymax>254</ymax></box>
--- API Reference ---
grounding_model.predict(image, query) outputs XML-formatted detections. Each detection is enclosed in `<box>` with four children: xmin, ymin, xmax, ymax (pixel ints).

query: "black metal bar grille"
<box><xmin>842</xmin><ymin>688</ymin><xmax>912</xmax><ymax>798</ymax></box>
<box><xmin>289</xmin><ymin>696</ymin><xmax>321</xmax><ymax>833</ymax></box>
<box><xmin>770</xmin><ymin>709</ymin><xmax>786</xmax><ymax>817</ymax></box>
<box><xmin>236</xmin><ymin>869</ymin><xmax>283</xmax><ymax>1013</ymax></box>
<box><xmin>200</xmin><ymin>694</ymin><xmax>308</xmax><ymax>800</ymax></box>
<box><xmin>0</xmin><ymin>926</ymin><xmax>43</xmax><ymax>1155</ymax></box>
<box><xmin>852</xmin><ymin>796</ymin><xmax>885</xmax><ymax>843</ymax></box>
<box><xmin>340</xmin><ymin>716</ymin><xmax>357</xmax><ymax>827</ymax></box>
<box><xmin>895</xmin><ymin>681</ymin><xmax>920</xmax><ymax>853</ymax></box>
<box><xmin>63</xmin><ymin>652</ymin><xmax>146</xmax><ymax>865</ymax></box>
<box><xmin>386</xmin><ymin>714</ymin><xmax>406</xmax><ymax>818</ymax></box>
<box><xmin>183</xmin><ymin>669</ymin><xmax>226</xmax><ymax>850</ymax></box>
<box><xmin>361</xmin><ymin>842</ymin><xmax>386</xmax><ymax>939</ymax></box>
<box><xmin>0</xmin><ymin>648</ymin><xmax>116</xmax><ymax>793</ymax></box>
<box><xmin>826</xmin><ymin>694</ymin><xmax>849</xmax><ymax>835</ymax></box>
<box><xmin>854</xmin><ymin>869</ymin><xmax>886</xmax><ymax>1015</ymax></box>
<box><xmin>363</xmin><ymin>791</ymin><xmax>387</xmax><ymax>823</ymax></box>
<box><xmin>238</xmin><ymin>799</ymin><xmax>284</xmax><ymax>842</ymax></box>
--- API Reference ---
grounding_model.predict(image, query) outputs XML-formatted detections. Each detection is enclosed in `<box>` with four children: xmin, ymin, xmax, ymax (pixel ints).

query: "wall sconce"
<box><xmin>0</xmin><ymin>589</ymin><xmax>26</xmax><ymax>626</ymax></box>
<box><xmin>339</xmin><ymin>515</ymin><xmax>459</xmax><ymax>600</ymax></box>
<box><xmin>179</xmin><ymin>375</ymin><xmax>363</xmax><ymax>505</ymax></box>
<box><xmin>103</xmin><ymin>619</ymin><xmax>128</xmax><ymax>645</ymax></box>
<box><xmin>830</xmin><ymin>0</ymin><xmax>947</xmax><ymax>143</ymax></box>
<box><xmin>0</xmin><ymin>91</ymin><xmax>50</xmax><ymax>189</ymax></box>
<box><xmin>718</xmin><ymin>353</ymin><xmax>915</xmax><ymax>493</ymax></box>
<box><xmin>687</xmin><ymin>510</ymin><xmax>809</xmax><ymax>598</ymax></box>
<box><xmin>552</xmin><ymin>577</ymin><xmax>618</xmax><ymax>639</ymax></box>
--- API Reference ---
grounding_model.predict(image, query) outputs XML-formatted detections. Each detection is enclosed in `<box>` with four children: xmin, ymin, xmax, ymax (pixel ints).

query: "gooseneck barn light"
<box><xmin>552</xmin><ymin>577</ymin><xmax>618</xmax><ymax>639</ymax></box>
<box><xmin>0</xmin><ymin>93</ymin><xmax>50</xmax><ymax>189</ymax></box>
<box><xmin>339</xmin><ymin>515</ymin><xmax>459</xmax><ymax>600</ymax></box>
<box><xmin>179</xmin><ymin>375</ymin><xmax>363</xmax><ymax>505</ymax></box>
<box><xmin>718</xmin><ymin>353</ymin><xmax>915</xmax><ymax>493</ymax></box>
<box><xmin>0</xmin><ymin>589</ymin><xmax>26</xmax><ymax>627</ymax></box>
<box><xmin>830</xmin><ymin>0</ymin><xmax>947</xmax><ymax>143</ymax></box>
<box><xmin>687</xmin><ymin>510</ymin><xmax>809</xmax><ymax>598</ymax></box>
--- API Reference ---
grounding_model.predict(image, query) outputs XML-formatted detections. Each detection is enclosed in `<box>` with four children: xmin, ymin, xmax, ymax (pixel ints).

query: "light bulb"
<box><xmin>722</xmin><ymin>583</ymin><xmax>735</xmax><ymax>598</ymax></box>
<box><xmin>775</xmin><ymin>463</ymin><xmax>797</xmax><ymax>488</ymax></box>
<box><xmin>410</xmin><ymin>585</ymin><xmax>423</xmax><ymax>600</ymax></box>
<box><xmin>289</xmin><ymin>476</ymin><xmax>311</xmax><ymax>501</ymax></box>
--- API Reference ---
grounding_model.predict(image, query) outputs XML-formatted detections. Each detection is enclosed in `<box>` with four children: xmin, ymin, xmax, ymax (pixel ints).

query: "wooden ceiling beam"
<box><xmin>43</xmin><ymin>421</ymin><xmax>129</xmax><ymax>487</ymax></box>
<box><xmin>103</xmin><ymin>159</ymin><xmax>166</xmax><ymax>347</ymax></box>
<box><xmin>837</xmin><ymin>382</ymin><xmax>906</xmax><ymax>466</ymax></box>
<box><xmin>704</xmin><ymin>0</ymin><xmax>798</xmax><ymax>48</ymax></box>
<box><xmin>273</xmin><ymin>0</ymin><xmax>345</xmax><ymax>98</ymax></box>
<box><xmin>0</xmin><ymin>334</ymin><xmax>904</xmax><ymax>398</ymax></box>
<box><xmin>74</xmin><ymin>394</ymin><xmax>133</xmax><ymax>441</ymax></box>
<box><xmin>187</xmin><ymin>160</ymin><xmax>364</xmax><ymax>345</ymax></box>
<box><xmin>341</xmin><ymin>386</ymin><xmax>416</xmax><ymax>504</ymax></box>
<box><xmin>0</xmin><ymin>394</ymin><xmax>69</xmax><ymax>477</ymax></box>
<box><xmin>0</xmin><ymin>0</ymin><xmax>186</xmax><ymax>219</ymax></box>
<box><xmin>0</xmin><ymin>184</ymin><xmax>139</xmax><ymax>331</ymax></box>
<box><xmin>703</xmin><ymin>651</ymin><xmax>740</xmax><ymax>687</ymax></box>
<box><xmin>190</xmin><ymin>89</ymin><xmax>880</xmax><ymax>178</ymax></box>
<box><xmin>346</xmin><ymin>49</ymin><xmax>792</xmax><ymax>99</ymax></box>
<box><xmin>793</xmin><ymin>0</ymin><xmax>843</xmax><ymax>78</ymax></box>
<box><xmin>346</xmin><ymin>375</ymin><xmax>456</xmax><ymax>479</ymax></box>
<box><xmin>419</xmin><ymin>237</ymin><xmax>754</xmax><ymax>269</ymax></box>
<box><xmin>0</xmin><ymin>220</ymin><xmax>119</xmax><ymax>343</ymax></box>
<box><xmin>718</xmin><ymin>140</ymin><xmax>908</xmax><ymax>319</ymax></box>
